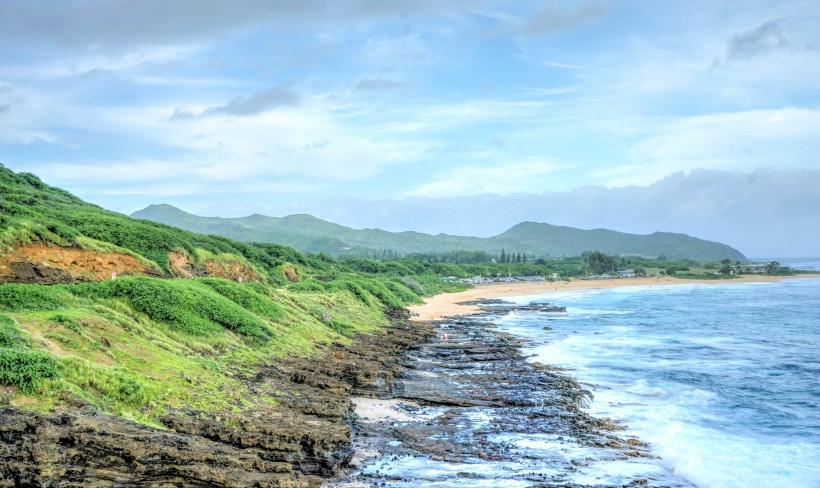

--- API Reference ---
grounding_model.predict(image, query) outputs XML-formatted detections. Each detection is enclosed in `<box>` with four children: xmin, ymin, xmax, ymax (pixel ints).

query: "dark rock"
<box><xmin>328</xmin><ymin>318</ymin><xmax>659</xmax><ymax>487</ymax></box>
<box><xmin>2</xmin><ymin>262</ymin><xmax>74</xmax><ymax>284</ymax></box>
<box><xmin>0</xmin><ymin>313</ymin><xmax>436</xmax><ymax>486</ymax></box>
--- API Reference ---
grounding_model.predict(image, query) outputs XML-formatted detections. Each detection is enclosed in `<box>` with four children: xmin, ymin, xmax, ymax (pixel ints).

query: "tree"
<box><xmin>765</xmin><ymin>261</ymin><xmax>780</xmax><ymax>275</ymax></box>
<box><xmin>500</xmin><ymin>249</ymin><xmax>506</xmax><ymax>264</ymax></box>
<box><xmin>582</xmin><ymin>251</ymin><xmax>616</xmax><ymax>275</ymax></box>
<box><xmin>719</xmin><ymin>258</ymin><xmax>732</xmax><ymax>275</ymax></box>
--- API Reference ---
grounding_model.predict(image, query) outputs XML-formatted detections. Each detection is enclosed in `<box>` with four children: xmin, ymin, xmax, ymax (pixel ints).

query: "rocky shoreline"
<box><xmin>1</xmin><ymin>304</ymin><xmax>667</xmax><ymax>487</ymax></box>
<box><xmin>0</xmin><ymin>308</ymin><xmax>434</xmax><ymax>487</ymax></box>
<box><xmin>327</xmin><ymin>309</ymin><xmax>668</xmax><ymax>487</ymax></box>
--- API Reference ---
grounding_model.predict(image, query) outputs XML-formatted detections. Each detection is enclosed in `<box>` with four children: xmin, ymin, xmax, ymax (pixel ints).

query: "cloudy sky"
<box><xmin>1</xmin><ymin>1</ymin><xmax>818</xmax><ymax>256</ymax></box>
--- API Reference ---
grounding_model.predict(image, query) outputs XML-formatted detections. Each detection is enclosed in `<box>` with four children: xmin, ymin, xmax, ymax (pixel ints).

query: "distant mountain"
<box><xmin>132</xmin><ymin>204</ymin><xmax>748</xmax><ymax>261</ymax></box>
<box><xmin>497</xmin><ymin>222</ymin><xmax>747</xmax><ymax>261</ymax></box>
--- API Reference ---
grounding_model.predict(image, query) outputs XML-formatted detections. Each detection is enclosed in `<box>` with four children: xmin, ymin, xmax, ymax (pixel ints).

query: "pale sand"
<box><xmin>408</xmin><ymin>274</ymin><xmax>820</xmax><ymax>321</ymax></box>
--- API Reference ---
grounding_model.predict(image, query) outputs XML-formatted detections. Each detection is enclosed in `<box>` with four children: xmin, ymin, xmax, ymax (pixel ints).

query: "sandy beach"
<box><xmin>408</xmin><ymin>274</ymin><xmax>820</xmax><ymax>321</ymax></box>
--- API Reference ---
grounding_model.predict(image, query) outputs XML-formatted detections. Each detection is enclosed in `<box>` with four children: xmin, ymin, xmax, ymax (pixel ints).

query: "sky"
<box><xmin>1</xmin><ymin>0</ymin><xmax>819</xmax><ymax>257</ymax></box>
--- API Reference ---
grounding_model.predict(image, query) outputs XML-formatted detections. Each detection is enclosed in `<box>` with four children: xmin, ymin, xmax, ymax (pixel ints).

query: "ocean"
<box><xmin>496</xmin><ymin>266</ymin><xmax>820</xmax><ymax>488</ymax></box>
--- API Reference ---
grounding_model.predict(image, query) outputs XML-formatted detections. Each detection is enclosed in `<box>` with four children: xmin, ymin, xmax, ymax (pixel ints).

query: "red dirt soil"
<box><xmin>0</xmin><ymin>244</ymin><xmax>156</xmax><ymax>284</ymax></box>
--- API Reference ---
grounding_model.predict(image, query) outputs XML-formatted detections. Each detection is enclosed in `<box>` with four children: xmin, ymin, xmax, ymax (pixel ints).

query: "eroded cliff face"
<box><xmin>0</xmin><ymin>244</ymin><xmax>161</xmax><ymax>284</ymax></box>
<box><xmin>167</xmin><ymin>250</ymin><xmax>262</xmax><ymax>282</ymax></box>
<box><xmin>0</xmin><ymin>245</ymin><xmax>262</xmax><ymax>284</ymax></box>
<box><xmin>0</xmin><ymin>311</ymin><xmax>433</xmax><ymax>487</ymax></box>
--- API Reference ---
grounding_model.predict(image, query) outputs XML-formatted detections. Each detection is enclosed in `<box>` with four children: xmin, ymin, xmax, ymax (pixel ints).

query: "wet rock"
<box><xmin>455</xmin><ymin>298</ymin><xmax>567</xmax><ymax>315</ymax></box>
<box><xmin>328</xmin><ymin>318</ymin><xmax>666</xmax><ymax>488</ymax></box>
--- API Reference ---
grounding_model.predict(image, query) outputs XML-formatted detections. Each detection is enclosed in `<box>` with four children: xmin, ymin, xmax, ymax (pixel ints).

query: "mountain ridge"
<box><xmin>132</xmin><ymin>204</ymin><xmax>748</xmax><ymax>261</ymax></box>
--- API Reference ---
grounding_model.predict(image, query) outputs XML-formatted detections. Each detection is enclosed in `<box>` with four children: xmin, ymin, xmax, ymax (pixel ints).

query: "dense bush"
<box><xmin>411</xmin><ymin>274</ymin><xmax>469</xmax><ymax>296</ymax></box>
<box><xmin>197</xmin><ymin>278</ymin><xmax>284</xmax><ymax>321</ymax></box>
<box><xmin>0</xmin><ymin>284</ymin><xmax>69</xmax><ymax>311</ymax></box>
<box><xmin>73</xmin><ymin>277</ymin><xmax>272</xmax><ymax>341</ymax></box>
<box><xmin>330</xmin><ymin>279</ymin><xmax>372</xmax><ymax>306</ymax></box>
<box><xmin>0</xmin><ymin>349</ymin><xmax>59</xmax><ymax>392</ymax></box>
<box><xmin>383</xmin><ymin>279</ymin><xmax>422</xmax><ymax>304</ymax></box>
<box><xmin>356</xmin><ymin>279</ymin><xmax>403</xmax><ymax>308</ymax></box>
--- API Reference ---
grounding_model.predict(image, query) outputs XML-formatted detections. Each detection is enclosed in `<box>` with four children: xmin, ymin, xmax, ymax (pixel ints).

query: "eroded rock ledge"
<box><xmin>0</xmin><ymin>308</ymin><xmax>434</xmax><ymax>487</ymax></box>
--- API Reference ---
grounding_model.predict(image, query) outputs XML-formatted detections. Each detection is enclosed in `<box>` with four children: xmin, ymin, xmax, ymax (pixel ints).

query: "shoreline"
<box><xmin>408</xmin><ymin>274</ymin><xmax>820</xmax><ymax>321</ymax></box>
<box><xmin>338</xmin><ymin>273</ymin><xmax>820</xmax><ymax>486</ymax></box>
<box><xmin>330</xmin><ymin>314</ymin><xmax>657</xmax><ymax>487</ymax></box>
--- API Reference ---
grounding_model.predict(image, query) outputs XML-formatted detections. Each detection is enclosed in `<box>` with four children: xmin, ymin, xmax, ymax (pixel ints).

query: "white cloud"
<box><xmin>23</xmin><ymin>93</ymin><xmax>431</xmax><ymax>191</ymax></box>
<box><xmin>595</xmin><ymin>108</ymin><xmax>820</xmax><ymax>187</ymax></box>
<box><xmin>3</xmin><ymin>45</ymin><xmax>200</xmax><ymax>80</ymax></box>
<box><xmin>383</xmin><ymin>98</ymin><xmax>554</xmax><ymax>133</ymax></box>
<box><xmin>41</xmin><ymin>160</ymin><xmax>195</xmax><ymax>183</ymax></box>
<box><xmin>401</xmin><ymin>159</ymin><xmax>572</xmax><ymax>197</ymax></box>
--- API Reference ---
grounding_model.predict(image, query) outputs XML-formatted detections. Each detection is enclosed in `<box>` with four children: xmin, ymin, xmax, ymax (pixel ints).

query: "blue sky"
<box><xmin>1</xmin><ymin>1</ymin><xmax>819</xmax><ymax>256</ymax></box>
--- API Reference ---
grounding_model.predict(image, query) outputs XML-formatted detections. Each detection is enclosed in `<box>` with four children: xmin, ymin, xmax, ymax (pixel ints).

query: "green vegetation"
<box><xmin>0</xmin><ymin>313</ymin><xmax>59</xmax><ymax>392</ymax></box>
<box><xmin>73</xmin><ymin>277</ymin><xmax>273</xmax><ymax>341</ymax></box>
<box><xmin>0</xmin><ymin>166</ymin><xmax>338</xmax><ymax>279</ymax></box>
<box><xmin>0</xmin><ymin>276</ymin><xmax>406</xmax><ymax>423</ymax></box>
<box><xmin>0</xmin><ymin>314</ymin><xmax>26</xmax><ymax>348</ymax></box>
<box><xmin>132</xmin><ymin>204</ymin><xmax>748</xmax><ymax>262</ymax></box>
<box><xmin>0</xmin><ymin>349</ymin><xmax>59</xmax><ymax>393</ymax></box>
<box><xmin>0</xmin><ymin>284</ymin><xmax>70</xmax><ymax>311</ymax></box>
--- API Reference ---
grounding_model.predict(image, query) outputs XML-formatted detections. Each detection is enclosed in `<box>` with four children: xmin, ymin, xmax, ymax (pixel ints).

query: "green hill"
<box><xmin>133</xmin><ymin>204</ymin><xmax>747</xmax><ymax>262</ymax></box>
<box><xmin>0</xmin><ymin>165</ymin><xmax>454</xmax><ymax>436</ymax></box>
<box><xmin>497</xmin><ymin>222</ymin><xmax>747</xmax><ymax>262</ymax></box>
<box><xmin>132</xmin><ymin>204</ymin><xmax>518</xmax><ymax>256</ymax></box>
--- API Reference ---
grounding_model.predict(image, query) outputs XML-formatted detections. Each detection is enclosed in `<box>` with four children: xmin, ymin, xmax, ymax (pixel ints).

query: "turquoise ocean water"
<box><xmin>496</xmin><ymin>263</ymin><xmax>820</xmax><ymax>488</ymax></box>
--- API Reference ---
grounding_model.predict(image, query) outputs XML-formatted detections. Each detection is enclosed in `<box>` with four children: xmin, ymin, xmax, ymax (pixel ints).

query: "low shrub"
<box><xmin>357</xmin><ymin>279</ymin><xmax>403</xmax><ymax>307</ymax></box>
<box><xmin>0</xmin><ymin>314</ymin><xmax>25</xmax><ymax>349</ymax></box>
<box><xmin>52</xmin><ymin>314</ymin><xmax>82</xmax><ymax>333</ymax></box>
<box><xmin>330</xmin><ymin>279</ymin><xmax>372</xmax><ymax>306</ymax></box>
<box><xmin>0</xmin><ymin>349</ymin><xmax>59</xmax><ymax>392</ymax></box>
<box><xmin>287</xmin><ymin>279</ymin><xmax>328</xmax><ymax>292</ymax></box>
<box><xmin>400</xmin><ymin>276</ymin><xmax>423</xmax><ymax>292</ymax></box>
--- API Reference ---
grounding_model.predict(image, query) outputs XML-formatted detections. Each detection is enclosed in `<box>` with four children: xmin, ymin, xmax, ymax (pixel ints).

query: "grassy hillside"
<box><xmin>132</xmin><ymin>204</ymin><xmax>747</xmax><ymax>261</ymax></box>
<box><xmin>0</xmin><ymin>165</ymin><xmax>464</xmax><ymax>426</ymax></box>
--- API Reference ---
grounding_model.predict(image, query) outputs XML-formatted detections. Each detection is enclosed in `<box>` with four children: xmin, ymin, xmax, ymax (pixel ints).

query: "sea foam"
<box><xmin>496</xmin><ymin>275</ymin><xmax>820</xmax><ymax>488</ymax></box>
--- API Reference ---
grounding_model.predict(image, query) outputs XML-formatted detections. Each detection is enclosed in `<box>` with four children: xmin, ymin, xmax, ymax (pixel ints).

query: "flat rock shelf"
<box><xmin>328</xmin><ymin>313</ymin><xmax>692</xmax><ymax>488</ymax></box>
